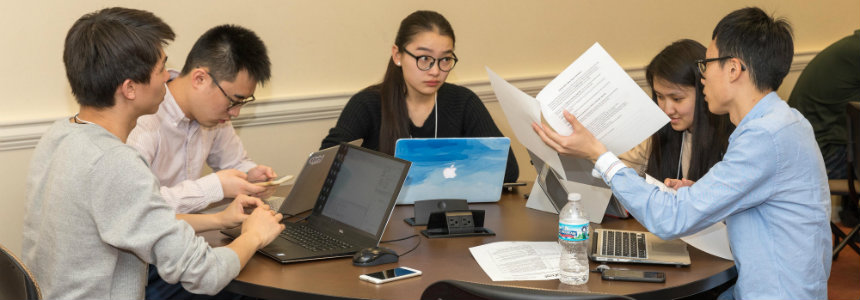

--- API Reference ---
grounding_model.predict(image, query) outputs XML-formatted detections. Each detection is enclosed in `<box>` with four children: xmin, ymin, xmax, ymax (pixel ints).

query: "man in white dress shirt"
<box><xmin>128</xmin><ymin>24</ymin><xmax>275</xmax><ymax>214</ymax></box>
<box><xmin>127</xmin><ymin>24</ymin><xmax>279</xmax><ymax>299</ymax></box>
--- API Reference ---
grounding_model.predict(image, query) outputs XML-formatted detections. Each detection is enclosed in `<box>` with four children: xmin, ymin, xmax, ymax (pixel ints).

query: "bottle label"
<box><xmin>559</xmin><ymin>222</ymin><xmax>589</xmax><ymax>242</ymax></box>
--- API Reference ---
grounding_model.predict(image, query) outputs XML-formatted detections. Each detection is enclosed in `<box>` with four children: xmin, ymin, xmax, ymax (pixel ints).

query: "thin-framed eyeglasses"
<box><xmin>402</xmin><ymin>49</ymin><xmax>459</xmax><ymax>72</ymax></box>
<box><xmin>207</xmin><ymin>71</ymin><xmax>255</xmax><ymax>110</ymax></box>
<box><xmin>696</xmin><ymin>56</ymin><xmax>745</xmax><ymax>76</ymax></box>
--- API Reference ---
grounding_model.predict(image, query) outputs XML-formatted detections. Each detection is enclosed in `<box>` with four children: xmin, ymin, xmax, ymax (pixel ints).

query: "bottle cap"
<box><xmin>567</xmin><ymin>193</ymin><xmax>581</xmax><ymax>201</ymax></box>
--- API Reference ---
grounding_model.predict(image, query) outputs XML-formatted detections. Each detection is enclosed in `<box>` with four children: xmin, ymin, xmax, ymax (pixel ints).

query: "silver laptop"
<box><xmin>393</xmin><ymin>137</ymin><xmax>510</xmax><ymax>204</ymax></box>
<box><xmin>531</xmin><ymin>151</ymin><xmax>691</xmax><ymax>266</ymax></box>
<box><xmin>590</xmin><ymin>228</ymin><xmax>690</xmax><ymax>266</ymax></box>
<box><xmin>221</xmin><ymin>143</ymin><xmax>411</xmax><ymax>264</ymax></box>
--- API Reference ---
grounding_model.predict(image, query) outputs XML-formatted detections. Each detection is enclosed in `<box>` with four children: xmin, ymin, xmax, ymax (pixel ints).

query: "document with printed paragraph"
<box><xmin>469</xmin><ymin>241</ymin><xmax>561</xmax><ymax>281</ymax></box>
<box><xmin>488</xmin><ymin>42</ymin><xmax>669</xmax><ymax>181</ymax></box>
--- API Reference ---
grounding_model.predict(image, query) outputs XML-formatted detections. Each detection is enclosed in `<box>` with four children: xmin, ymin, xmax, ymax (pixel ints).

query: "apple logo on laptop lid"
<box><xmin>443</xmin><ymin>164</ymin><xmax>457</xmax><ymax>179</ymax></box>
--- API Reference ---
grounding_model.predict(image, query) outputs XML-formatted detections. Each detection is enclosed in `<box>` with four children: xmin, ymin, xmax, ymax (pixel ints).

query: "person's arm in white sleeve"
<box><xmin>128</xmin><ymin>118</ymin><xmax>225</xmax><ymax>213</ymax></box>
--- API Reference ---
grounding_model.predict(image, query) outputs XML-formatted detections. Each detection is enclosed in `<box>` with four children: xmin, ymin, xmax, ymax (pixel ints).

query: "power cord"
<box><xmin>380</xmin><ymin>234</ymin><xmax>422</xmax><ymax>257</ymax></box>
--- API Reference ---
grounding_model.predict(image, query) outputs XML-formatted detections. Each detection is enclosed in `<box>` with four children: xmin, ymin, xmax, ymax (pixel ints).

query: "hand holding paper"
<box><xmin>532</xmin><ymin>111</ymin><xmax>608</xmax><ymax>161</ymax></box>
<box><xmin>488</xmin><ymin>42</ymin><xmax>669</xmax><ymax>180</ymax></box>
<box><xmin>534</xmin><ymin>43</ymin><xmax>669</xmax><ymax>154</ymax></box>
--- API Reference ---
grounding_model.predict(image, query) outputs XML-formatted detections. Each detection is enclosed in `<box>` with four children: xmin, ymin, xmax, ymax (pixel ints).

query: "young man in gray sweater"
<box><xmin>22</xmin><ymin>7</ymin><xmax>285</xmax><ymax>299</ymax></box>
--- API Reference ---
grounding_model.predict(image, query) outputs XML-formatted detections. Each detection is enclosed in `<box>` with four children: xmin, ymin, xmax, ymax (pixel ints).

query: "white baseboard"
<box><xmin>0</xmin><ymin>51</ymin><xmax>818</xmax><ymax>151</ymax></box>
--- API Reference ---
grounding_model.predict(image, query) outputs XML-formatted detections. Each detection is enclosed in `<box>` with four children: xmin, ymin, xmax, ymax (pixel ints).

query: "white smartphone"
<box><xmin>359</xmin><ymin>266</ymin><xmax>422</xmax><ymax>284</ymax></box>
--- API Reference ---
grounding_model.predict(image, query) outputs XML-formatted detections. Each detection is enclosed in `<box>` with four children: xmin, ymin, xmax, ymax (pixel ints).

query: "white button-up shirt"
<box><xmin>128</xmin><ymin>70</ymin><xmax>256</xmax><ymax>213</ymax></box>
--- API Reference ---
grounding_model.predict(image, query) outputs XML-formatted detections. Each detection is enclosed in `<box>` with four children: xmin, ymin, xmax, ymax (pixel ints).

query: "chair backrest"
<box><xmin>420</xmin><ymin>280</ymin><xmax>634</xmax><ymax>300</ymax></box>
<box><xmin>847</xmin><ymin>102</ymin><xmax>859</xmax><ymax>184</ymax></box>
<box><xmin>0</xmin><ymin>244</ymin><xmax>41</xmax><ymax>300</ymax></box>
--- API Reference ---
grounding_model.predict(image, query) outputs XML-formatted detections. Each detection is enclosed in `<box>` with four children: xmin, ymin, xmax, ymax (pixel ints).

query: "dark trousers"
<box><xmin>146</xmin><ymin>264</ymin><xmax>247</xmax><ymax>300</ymax></box>
<box><xmin>824</xmin><ymin>145</ymin><xmax>859</xmax><ymax>227</ymax></box>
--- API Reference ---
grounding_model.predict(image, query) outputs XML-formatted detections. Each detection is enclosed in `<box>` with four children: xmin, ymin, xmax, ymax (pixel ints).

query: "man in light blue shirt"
<box><xmin>534</xmin><ymin>7</ymin><xmax>830</xmax><ymax>299</ymax></box>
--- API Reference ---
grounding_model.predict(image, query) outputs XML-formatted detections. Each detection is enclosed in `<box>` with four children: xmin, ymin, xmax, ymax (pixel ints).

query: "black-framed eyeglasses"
<box><xmin>402</xmin><ymin>49</ymin><xmax>459</xmax><ymax>72</ymax></box>
<box><xmin>207</xmin><ymin>71</ymin><xmax>255</xmax><ymax>110</ymax></box>
<box><xmin>696</xmin><ymin>56</ymin><xmax>745</xmax><ymax>76</ymax></box>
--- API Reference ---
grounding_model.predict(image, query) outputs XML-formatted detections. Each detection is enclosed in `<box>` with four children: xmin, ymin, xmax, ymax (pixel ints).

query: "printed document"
<box><xmin>488</xmin><ymin>43</ymin><xmax>668</xmax><ymax>181</ymax></box>
<box><xmin>469</xmin><ymin>241</ymin><xmax>561</xmax><ymax>281</ymax></box>
<box><xmin>536</xmin><ymin>43</ymin><xmax>669</xmax><ymax>154</ymax></box>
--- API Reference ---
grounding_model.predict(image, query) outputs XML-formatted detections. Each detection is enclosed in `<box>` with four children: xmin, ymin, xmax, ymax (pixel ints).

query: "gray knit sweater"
<box><xmin>23</xmin><ymin>119</ymin><xmax>240</xmax><ymax>299</ymax></box>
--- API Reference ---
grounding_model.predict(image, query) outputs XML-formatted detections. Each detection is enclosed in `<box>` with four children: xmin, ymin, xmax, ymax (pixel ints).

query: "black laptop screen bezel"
<box><xmin>309</xmin><ymin>143</ymin><xmax>411</xmax><ymax>241</ymax></box>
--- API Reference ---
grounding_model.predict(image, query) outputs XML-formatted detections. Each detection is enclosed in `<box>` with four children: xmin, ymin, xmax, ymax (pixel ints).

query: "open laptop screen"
<box><xmin>319</xmin><ymin>146</ymin><xmax>410</xmax><ymax>237</ymax></box>
<box><xmin>394</xmin><ymin>137</ymin><xmax>510</xmax><ymax>204</ymax></box>
<box><xmin>537</xmin><ymin>164</ymin><xmax>570</xmax><ymax>212</ymax></box>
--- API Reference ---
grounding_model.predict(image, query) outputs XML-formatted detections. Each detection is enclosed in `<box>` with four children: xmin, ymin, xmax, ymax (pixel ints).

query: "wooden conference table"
<box><xmin>203</xmin><ymin>183</ymin><xmax>736</xmax><ymax>300</ymax></box>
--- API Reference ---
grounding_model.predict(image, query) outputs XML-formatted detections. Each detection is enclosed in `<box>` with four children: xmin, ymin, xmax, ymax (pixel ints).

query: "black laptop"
<box><xmin>274</xmin><ymin>146</ymin><xmax>340</xmax><ymax>216</ymax></box>
<box><xmin>221</xmin><ymin>143</ymin><xmax>411</xmax><ymax>263</ymax></box>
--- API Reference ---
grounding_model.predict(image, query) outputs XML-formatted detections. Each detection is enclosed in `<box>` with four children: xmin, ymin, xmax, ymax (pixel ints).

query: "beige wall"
<box><xmin>1</xmin><ymin>0</ymin><xmax>858</xmax><ymax>255</ymax></box>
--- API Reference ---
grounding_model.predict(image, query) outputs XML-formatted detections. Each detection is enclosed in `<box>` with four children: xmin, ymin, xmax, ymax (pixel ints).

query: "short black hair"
<box><xmin>63</xmin><ymin>7</ymin><xmax>174</xmax><ymax>108</ymax></box>
<box><xmin>712</xmin><ymin>7</ymin><xmax>793</xmax><ymax>92</ymax></box>
<box><xmin>180</xmin><ymin>25</ymin><xmax>271</xmax><ymax>85</ymax></box>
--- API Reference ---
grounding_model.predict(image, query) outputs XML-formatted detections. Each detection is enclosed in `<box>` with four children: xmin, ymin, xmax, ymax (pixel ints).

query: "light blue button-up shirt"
<box><xmin>596</xmin><ymin>92</ymin><xmax>831</xmax><ymax>299</ymax></box>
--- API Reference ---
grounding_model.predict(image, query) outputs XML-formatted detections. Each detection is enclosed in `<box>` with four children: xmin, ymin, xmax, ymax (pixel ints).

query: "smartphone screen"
<box><xmin>601</xmin><ymin>269</ymin><xmax>666</xmax><ymax>283</ymax></box>
<box><xmin>365</xmin><ymin>267</ymin><xmax>417</xmax><ymax>280</ymax></box>
<box><xmin>360</xmin><ymin>267</ymin><xmax>422</xmax><ymax>284</ymax></box>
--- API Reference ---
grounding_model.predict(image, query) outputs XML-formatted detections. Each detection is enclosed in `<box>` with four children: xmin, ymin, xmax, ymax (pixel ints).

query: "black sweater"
<box><xmin>321</xmin><ymin>83</ymin><xmax>519</xmax><ymax>183</ymax></box>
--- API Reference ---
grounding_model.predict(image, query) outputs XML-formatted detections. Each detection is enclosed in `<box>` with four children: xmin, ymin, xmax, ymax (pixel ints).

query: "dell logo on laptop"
<box><xmin>308</xmin><ymin>154</ymin><xmax>325</xmax><ymax>165</ymax></box>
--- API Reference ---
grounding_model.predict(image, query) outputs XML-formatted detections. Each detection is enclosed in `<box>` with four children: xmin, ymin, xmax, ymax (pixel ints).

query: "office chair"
<box><xmin>420</xmin><ymin>280</ymin><xmax>634</xmax><ymax>300</ymax></box>
<box><xmin>831</xmin><ymin>101</ymin><xmax>860</xmax><ymax>259</ymax></box>
<box><xmin>0</xmin><ymin>243</ymin><xmax>41</xmax><ymax>300</ymax></box>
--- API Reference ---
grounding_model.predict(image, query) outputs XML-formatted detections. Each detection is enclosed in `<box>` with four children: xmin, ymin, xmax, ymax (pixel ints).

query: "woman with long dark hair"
<box><xmin>620</xmin><ymin>39</ymin><xmax>734</xmax><ymax>182</ymax></box>
<box><xmin>321</xmin><ymin>10</ymin><xmax>518</xmax><ymax>183</ymax></box>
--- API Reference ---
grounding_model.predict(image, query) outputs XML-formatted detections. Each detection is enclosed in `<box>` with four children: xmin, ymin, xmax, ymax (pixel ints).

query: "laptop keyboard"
<box><xmin>280</xmin><ymin>226</ymin><xmax>354</xmax><ymax>252</ymax></box>
<box><xmin>600</xmin><ymin>230</ymin><xmax>647</xmax><ymax>259</ymax></box>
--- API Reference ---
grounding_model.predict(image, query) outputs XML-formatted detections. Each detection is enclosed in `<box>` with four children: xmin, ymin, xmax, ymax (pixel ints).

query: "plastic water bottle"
<box><xmin>558</xmin><ymin>192</ymin><xmax>589</xmax><ymax>285</ymax></box>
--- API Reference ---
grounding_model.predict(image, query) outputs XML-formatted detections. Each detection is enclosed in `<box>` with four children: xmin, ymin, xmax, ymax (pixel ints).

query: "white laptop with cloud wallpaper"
<box><xmin>394</xmin><ymin>137</ymin><xmax>510</xmax><ymax>205</ymax></box>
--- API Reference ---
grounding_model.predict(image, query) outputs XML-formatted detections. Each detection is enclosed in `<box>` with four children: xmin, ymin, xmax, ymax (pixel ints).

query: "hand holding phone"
<box><xmin>600</xmin><ymin>269</ymin><xmax>665</xmax><ymax>283</ymax></box>
<box><xmin>254</xmin><ymin>175</ymin><xmax>294</xmax><ymax>187</ymax></box>
<box><xmin>359</xmin><ymin>266</ymin><xmax>422</xmax><ymax>284</ymax></box>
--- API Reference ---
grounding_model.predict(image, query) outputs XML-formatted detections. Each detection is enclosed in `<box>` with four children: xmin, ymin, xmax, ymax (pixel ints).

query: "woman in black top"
<box><xmin>619</xmin><ymin>39</ymin><xmax>734</xmax><ymax>184</ymax></box>
<box><xmin>321</xmin><ymin>10</ymin><xmax>518</xmax><ymax>182</ymax></box>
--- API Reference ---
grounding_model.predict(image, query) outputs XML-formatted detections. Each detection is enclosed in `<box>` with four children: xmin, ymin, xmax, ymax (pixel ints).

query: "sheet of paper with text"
<box><xmin>536</xmin><ymin>42</ymin><xmax>669</xmax><ymax>154</ymax></box>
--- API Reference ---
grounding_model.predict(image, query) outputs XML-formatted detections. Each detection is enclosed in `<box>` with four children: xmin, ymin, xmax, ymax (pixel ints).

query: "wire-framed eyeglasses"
<box><xmin>207</xmin><ymin>71</ymin><xmax>255</xmax><ymax>110</ymax></box>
